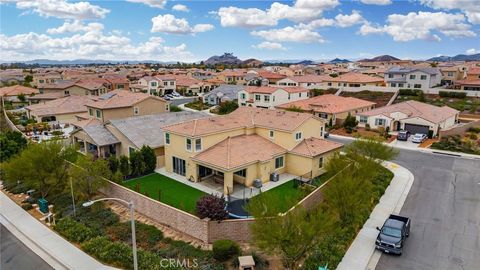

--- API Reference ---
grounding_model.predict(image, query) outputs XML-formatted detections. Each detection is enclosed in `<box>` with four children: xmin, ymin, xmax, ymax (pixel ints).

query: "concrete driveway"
<box><xmin>389</xmin><ymin>138</ymin><xmax>421</xmax><ymax>149</ymax></box>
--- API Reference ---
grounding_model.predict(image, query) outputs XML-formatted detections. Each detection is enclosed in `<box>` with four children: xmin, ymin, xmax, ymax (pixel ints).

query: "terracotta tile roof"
<box><xmin>455</xmin><ymin>79</ymin><xmax>480</xmax><ymax>86</ymax></box>
<box><xmin>245</xmin><ymin>86</ymin><xmax>308</xmax><ymax>94</ymax></box>
<box><xmin>468</xmin><ymin>67</ymin><xmax>480</xmax><ymax>75</ymax></box>
<box><xmin>289</xmin><ymin>137</ymin><xmax>343</xmax><ymax>157</ymax></box>
<box><xmin>219</xmin><ymin>70</ymin><xmax>247</xmax><ymax>77</ymax></box>
<box><xmin>86</xmin><ymin>90</ymin><xmax>165</xmax><ymax>109</ymax></box>
<box><xmin>25</xmin><ymin>95</ymin><xmax>92</xmax><ymax>117</ymax></box>
<box><xmin>285</xmin><ymin>75</ymin><xmax>329</xmax><ymax>83</ymax></box>
<box><xmin>75</xmin><ymin>78</ymin><xmax>110</xmax><ymax>90</ymax></box>
<box><xmin>257</xmin><ymin>70</ymin><xmax>286</xmax><ymax>79</ymax></box>
<box><xmin>71</xmin><ymin>118</ymin><xmax>102</xmax><ymax>128</ymax></box>
<box><xmin>163</xmin><ymin>107</ymin><xmax>316</xmax><ymax>136</ymax></box>
<box><xmin>0</xmin><ymin>85</ymin><xmax>39</xmax><ymax>97</ymax></box>
<box><xmin>358</xmin><ymin>100</ymin><xmax>459</xmax><ymax>124</ymax></box>
<box><xmin>173</xmin><ymin>75</ymin><xmax>203</xmax><ymax>87</ymax></box>
<box><xmin>26</xmin><ymin>91</ymin><xmax>66</xmax><ymax>100</ymax></box>
<box><xmin>192</xmin><ymin>134</ymin><xmax>287</xmax><ymax>170</ymax></box>
<box><xmin>276</xmin><ymin>94</ymin><xmax>375</xmax><ymax>114</ymax></box>
<box><xmin>326</xmin><ymin>72</ymin><xmax>384</xmax><ymax>83</ymax></box>
<box><xmin>37</xmin><ymin>80</ymin><xmax>76</xmax><ymax>89</ymax></box>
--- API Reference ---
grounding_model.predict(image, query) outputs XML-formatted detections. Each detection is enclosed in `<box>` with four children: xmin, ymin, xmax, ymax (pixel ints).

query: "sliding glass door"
<box><xmin>172</xmin><ymin>157</ymin><xmax>186</xmax><ymax>176</ymax></box>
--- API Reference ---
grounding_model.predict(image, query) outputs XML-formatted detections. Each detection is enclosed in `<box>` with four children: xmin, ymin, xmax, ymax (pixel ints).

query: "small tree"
<box><xmin>196</xmin><ymin>194</ymin><xmax>228</xmax><ymax>221</ymax></box>
<box><xmin>345</xmin><ymin>137</ymin><xmax>398</xmax><ymax>161</ymax></box>
<box><xmin>0</xmin><ymin>131</ymin><xmax>27</xmax><ymax>162</ymax></box>
<box><xmin>343</xmin><ymin>113</ymin><xmax>358</xmax><ymax>131</ymax></box>
<box><xmin>107</xmin><ymin>155</ymin><xmax>119</xmax><ymax>173</ymax></box>
<box><xmin>69</xmin><ymin>155</ymin><xmax>111</xmax><ymax>200</ymax></box>
<box><xmin>119</xmin><ymin>155</ymin><xmax>130</xmax><ymax>179</ymax></box>
<box><xmin>140</xmin><ymin>145</ymin><xmax>156</xmax><ymax>174</ymax></box>
<box><xmin>17</xmin><ymin>93</ymin><xmax>26</xmax><ymax>103</ymax></box>
<box><xmin>129</xmin><ymin>150</ymin><xmax>145</xmax><ymax>177</ymax></box>
<box><xmin>217</xmin><ymin>101</ymin><xmax>238</xmax><ymax>115</ymax></box>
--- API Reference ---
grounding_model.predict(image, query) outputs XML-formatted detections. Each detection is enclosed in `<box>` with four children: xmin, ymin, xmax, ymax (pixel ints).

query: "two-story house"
<box><xmin>323</xmin><ymin>72</ymin><xmax>384</xmax><ymax>88</ymax></box>
<box><xmin>276</xmin><ymin>75</ymin><xmax>329</xmax><ymax>89</ymax></box>
<box><xmin>162</xmin><ymin>107</ymin><xmax>342</xmax><ymax>194</ymax></box>
<box><xmin>137</xmin><ymin>75</ymin><xmax>176</xmax><ymax>96</ymax></box>
<box><xmin>216</xmin><ymin>70</ymin><xmax>247</xmax><ymax>85</ymax></box>
<box><xmin>237</xmin><ymin>86</ymin><xmax>309</xmax><ymax>109</ymax></box>
<box><xmin>384</xmin><ymin>67</ymin><xmax>442</xmax><ymax>89</ymax></box>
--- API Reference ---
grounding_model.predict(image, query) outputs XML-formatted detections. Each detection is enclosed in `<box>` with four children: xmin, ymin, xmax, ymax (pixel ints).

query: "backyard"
<box><xmin>340</xmin><ymin>90</ymin><xmax>395</xmax><ymax>107</ymax></box>
<box><xmin>122</xmin><ymin>173</ymin><xmax>207</xmax><ymax>214</ymax></box>
<box><xmin>184</xmin><ymin>100</ymin><xmax>213</xmax><ymax>111</ymax></box>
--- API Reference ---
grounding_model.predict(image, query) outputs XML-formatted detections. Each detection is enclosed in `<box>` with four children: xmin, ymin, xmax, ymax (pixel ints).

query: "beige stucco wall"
<box><xmin>100</xmin><ymin>97</ymin><xmax>168</xmax><ymax>122</ymax></box>
<box><xmin>105</xmin><ymin>124</ymin><xmax>138</xmax><ymax>157</ymax></box>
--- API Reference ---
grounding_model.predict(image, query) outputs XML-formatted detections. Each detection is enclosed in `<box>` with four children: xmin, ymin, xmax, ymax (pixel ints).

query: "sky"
<box><xmin>0</xmin><ymin>0</ymin><xmax>479</xmax><ymax>62</ymax></box>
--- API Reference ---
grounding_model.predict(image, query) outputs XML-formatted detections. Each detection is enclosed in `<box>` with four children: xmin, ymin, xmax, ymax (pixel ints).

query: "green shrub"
<box><xmin>212</xmin><ymin>239</ymin><xmax>240</xmax><ymax>261</ymax></box>
<box><xmin>469</xmin><ymin>133</ymin><xmax>478</xmax><ymax>140</ymax></box>
<box><xmin>75</xmin><ymin>204</ymin><xmax>120</xmax><ymax>233</ymax></box>
<box><xmin>468</xmin><ymin>127</ymin><xmax>480</xmax><ymax>133</ymax></box>
<box><xmin>21</xmin><ymin>203</ymin><xmax>33</xmax><ymax>210</ymax></box>
<box><xmin>365</xmin><ymin>123</ymin><xmax>371</xmax><ymax>131</ymax></box>
<box><xmin>106</xmin><ymin>222</ymin><xmax>163</xmax><ymax>251</ymax></box>
<box><xmin>169</xmin><ymin>105</ymin><xmax>182</xmax><ymax>112</ymax></box>
<box><xmin>55</xmin><ymin>218</ymin><xmax>98</xmax><ymax>243</ymax></box>
<box><xmin>439</xmin><ymin>91</ymin><xmax>467</xmax><ymax>99</ymax></box>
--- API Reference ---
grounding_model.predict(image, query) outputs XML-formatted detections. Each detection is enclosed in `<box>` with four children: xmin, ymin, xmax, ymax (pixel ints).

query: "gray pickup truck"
<box><xmin>375</xmin><ymin>214</ymin><xmax>411</xmax><ymax>255</ymax></box>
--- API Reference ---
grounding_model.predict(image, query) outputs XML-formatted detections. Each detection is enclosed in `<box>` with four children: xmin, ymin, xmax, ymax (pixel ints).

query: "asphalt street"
<box><xmin>0</xmin><ymin>224</ymin><xmax>53</xmax><ymax>270</ymax></box>
<box><xmin>328</xmin><ymin>137</ymin><xmax>480</xmax><ymax>270</ymax></box>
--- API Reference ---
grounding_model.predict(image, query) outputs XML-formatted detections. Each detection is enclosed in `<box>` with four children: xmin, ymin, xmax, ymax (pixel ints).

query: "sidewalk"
<box><xmin>0</xmin><ymin>191</ymin><xmax>117</xmax><ymax>270</ymax></box>
<box><xmin>336</xmin><ymin>161</ymin><xmax>415</xmax><ymax>270</ymax></box>
<box><xmin>329</xmin><ymin>134</ymin><xmax>480</xmax><ymax>159</ymax></box>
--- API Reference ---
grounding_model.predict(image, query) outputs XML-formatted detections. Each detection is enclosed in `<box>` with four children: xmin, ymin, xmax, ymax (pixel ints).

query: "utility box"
<box><xmin>38</xmin><ymin>198</ymin><xmax>49</xmax><ymax>214</ymax></box>
<box><xmin>238</xmin><ymin>256</ymin><xmax>255</xmax><ymax>270</ymax></box>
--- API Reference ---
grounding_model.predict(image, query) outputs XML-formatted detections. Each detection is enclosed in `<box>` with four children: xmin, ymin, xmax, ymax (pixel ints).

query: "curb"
<box><xmin>336</xmin><ymin>161</ymin><xmax>415</xmax><ymax>270</ymax></box>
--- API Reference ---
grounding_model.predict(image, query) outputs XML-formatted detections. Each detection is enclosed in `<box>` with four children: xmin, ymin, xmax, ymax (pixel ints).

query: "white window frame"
<box><xmin>319</xmin><ymin>157</ymin><xmax>324</xmax><ymax>168</ymax></box>
<box><xmin>375</xmin><ymin>118</ymin><xmax>385</xmax><ymax>126</ymax></box>
<box><xmin>359</xmin><ymin>116</ymin><xmax>368</xmax><ymax>123</ymax></box>
<box><xmin>269</xmin><ymin>130</ymin><xmax>274</xmax><ymax>139</ymax></box>
<box><xmin>255</xmin><ymin>94</ymin><xmax>261</xmax><ymax>101</ymax></box>
<box><xmin>186</xmin><ymin>138</ymin><xmax>192</xmax><ymax>152</ymax></box>
<box><xmin>264</xmin><ymin>95</ymin><xmax>270</xmax><ymax>102</ymax></box>
<box><xmin>96</xmin><ymin>109</ymin><xmax>102</xmax><ymax>119</ymax></box>
<box><xmin>295</xmin><ymin>132</ymin><xmax>302</xmax><ymax>141</ymax></box>
<box><xmin>275</xmin><ymin>156</ymin><xmax>284</xmax><ymax>169</ymax></box>
<box><xmin>133</xmin><ymin>106</ymin><xmax>139</xmax><ymax>115</ymax></box>
<box><xmin>165</xmin><ymin>133</ymin><xmax>170</xmax><ymax>145</ymax></box>
<box><xmin>195</xmin><ymin>138</ymin><xmax>202</xmax><ymax>152</ymax></box>
<box><xmin>320</xmin><ymin>126</ymin><xmax>324</xmax><ymax>137</ymax></box>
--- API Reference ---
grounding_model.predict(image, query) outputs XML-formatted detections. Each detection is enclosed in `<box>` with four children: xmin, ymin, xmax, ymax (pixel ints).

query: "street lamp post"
<box><xmin>82</xmin><ymin>198</ymin><xmax>137</xmax><ymax>270</ymax></box>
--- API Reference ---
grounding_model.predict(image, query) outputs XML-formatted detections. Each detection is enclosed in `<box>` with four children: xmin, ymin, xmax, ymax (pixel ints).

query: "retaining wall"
<box><xmin>439</xmin><ymin>120</ymin><xmax>480</xmax><ymax>138</ymax></box>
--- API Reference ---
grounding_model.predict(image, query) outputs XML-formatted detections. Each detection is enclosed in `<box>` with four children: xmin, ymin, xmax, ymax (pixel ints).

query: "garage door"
<box><xmin>404</xmin><ymin>123</ymin><xmax>429</xmax><ymax>135</ymax></box>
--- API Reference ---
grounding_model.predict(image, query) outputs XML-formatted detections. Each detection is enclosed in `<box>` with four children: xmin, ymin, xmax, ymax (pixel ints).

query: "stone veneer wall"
<box><xmin>208</xmin><ymin>218</ymin><xmax>255</xmax><ymax>243</ymax></box>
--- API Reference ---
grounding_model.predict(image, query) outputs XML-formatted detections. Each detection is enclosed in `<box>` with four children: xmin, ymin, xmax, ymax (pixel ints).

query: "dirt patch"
<box><xmin>330</xmin><ymin>127</ymin><xmax>396</xmax><ymax>143</ymax></box>
<box><xmin>340</xmin><ymin>91</ymin><xmax>394</xmax><ymax>107</ymax></box>
<box><xmin>419</xmin><ymin>138</ymin><xmax>438</xmax><ymax>148</ymax></box>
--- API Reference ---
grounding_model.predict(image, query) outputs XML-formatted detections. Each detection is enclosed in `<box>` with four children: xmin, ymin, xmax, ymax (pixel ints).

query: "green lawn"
<box><xmin>257</xmin><ymin>180</ymin><xmax>311</xmax><ymax>213</ymax></box>
<box><xmin>122</xmin><ymin>173</ymin><xmax>207</xmax><ymax>214</ymax></box>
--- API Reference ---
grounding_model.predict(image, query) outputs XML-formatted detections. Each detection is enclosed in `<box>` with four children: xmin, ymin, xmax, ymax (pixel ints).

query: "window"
<box><xmin>269</xmin><ymin>130</ymin><xmax>274</xmax><ymax>138</ymax></box>
<box><xmin>195</xmin><ymin>138</ymin><xmax>202</xmax><ymax>151</ymax></box>
<box><xmin>96</xmin><ymin>109</ymin><xmax>102</xmax><ymax>119</ymax></box>
<box><xmin>319</xmin><ymin>157</ymin><xmax>324</xmax><ymax>168</ymax></box>
<box><xmin>295</xmin><ymin>132</ymin><xmax>302</xmax><ymax>141</ymax></box>
<box><xmin>241</xmin><ymin>93</ymin><xmax>246</xmax><ymax>99</ymax></box>
<box><xmin>388</xmin><ymin>74</ymin><xmax>394</xmax><ymax>78</ymax></box>
<box><xmin>170</xmin><ymin>81</ymin><xmax>174</xmax><ymax>86</ymax></box>
<box><xmin>166</xmin><ymin>104</ymin><xmax>169</xmax><ymax>111</ymax></box>
<box><xmin>165</xmin><ymin>133</ymin><xmax>170</xmax><ymax>144</ymax></box>
<box><xmin>151</xmin><ymin>82</ymin><xmax>157</xmax><ymax>87</ymax></box>
<box><xmin>186</xmin><ymin>138</ymin><xmax>192</xmax><ymax>151</ymax></box>
<box><xmin>39</xmin><ymin>79</ymin><xmax>45</xmax><ymax>83</ymax></box>
<box><xmin>391</xmin><ymin>83</ymin><xmax>396</xmax><ymax>87</ymax></box>
<box><xmin>129</xmin><ymin>147</ymin><xmax>136</xmax><ymax>156</ymax></box>
<box><xmin>89</xmin><ymin>108</ymin><xmax>93</xmax><ymax>116</ymax></box>
<box><xmin>264</xmin><ymin>95</ymin><xmax>270</xmax><ymax>102</ymax></box>
<box><xmin>299</xmin><ymin>92</ymin><xmax>302</xmax><ymax>97</ymax></box>
<box><xmin>255</xmin><ymin>94</ymin><xmax>261</xmax><ymax>101</ymax></box>
<box><xmin>234</xmin><ymin>169</ymin><xmax>246</xmax><ymax>177</ymax></box>
<box><xmin>118</xmin><ymin>84</ymin><xmax>124</xmax><ymax>89</ymax></box>
<box><xmin>420</xmin><ymin>75</ymin><xmax>427</xmax><ymax>80</ymax></box>
<box><xmin>327</xmin><ymin>82</ymin><xmax>332</xmax><ymax>86</ymax></box>
<box><xmin>275</xmin><ymin>156</ymin><xmax>284</xmax><ymax>169</ymax></box>
<box><xmin>409</xmin><ymin>75</ymin><xmax>416</xmax><ymax>80</ymax></box>
<box><xmin>398</xmin><ymin>83</ymin><xmax>404</xmax><ymax>88</ymax></box>
<box><xmin>133</xmin><ymin>107</ymin><xmax>139</xmax><ymax>115</ymax></box>
<box><xmin>64</xmin><ymin>90</ymin><xmax>70</xmax><ymax>95</ymax></box>
<box><xmin>375</xmin><ymin>118</ymin><xmax>385</xmax><ymax>126</ymax></box>
<box><xmin>164</xmin><ymin>82</ymin><xmax>168</xmax><ymax>86</ymax></box>
<box><xmin>319</xmin><ymin>113</ymin><xmax>328</xmax><ymax>119</ymax></box>
<box><xmin>414</xmin><ymin>84</ymin><xmax>422</xmax><ymax>89</ymax></box>
<box><xmin>320</xmin><ymin>126</ymin><xmax>324</xmax><ymax>137</ymax></box>
<box><xmin>288</xmin><ymin>93</ymin><xmax>291</xmax><ymax>100</ymax></box>
<box><xmin>359</xmin><ymin>116</ymin><xmax>368</xmax><ymax>123</ymax></box>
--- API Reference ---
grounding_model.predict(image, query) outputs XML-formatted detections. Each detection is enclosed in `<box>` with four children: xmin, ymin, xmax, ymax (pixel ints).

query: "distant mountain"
<box><xmin>427</xmin><ymin>53</ymin><xmax>480</xmax><ymax>62</ymax></box>
<box><xmin>359</xmin><ymin>55</ymin><xmax>401</xmax><ymax>62</ymax></box>
<box><xmin>329</xmin><ymin>58</ymin><xmax>350</xmax><ymax>64</ymax></box>
<box><xmin>204</xmin><ymin>53</ymin><xmax>242</xmax><ymax>65</ymax></box>
<box><xmin>0</xmin><ymin>59</ymin><xmax>177</xmax><ymax>65</ymax></box>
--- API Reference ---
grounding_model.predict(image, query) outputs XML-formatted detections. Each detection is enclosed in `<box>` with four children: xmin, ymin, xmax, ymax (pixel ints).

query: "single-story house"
<box><xmin>203</xmin><ymin>85</ymin><xmax>246</xmax><ymax>105</ymax></box>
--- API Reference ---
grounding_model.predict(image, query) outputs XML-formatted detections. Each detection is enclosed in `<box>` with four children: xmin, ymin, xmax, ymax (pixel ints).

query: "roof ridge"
<box><xmin>226</xmin><ymin>136</ymin><xmax>231</xmax><ymax>169</ymax></box>
<box><xmin>192</xmin><ymin>119</ymin><xmax>198</xmax><ymax>136</ymax></box>
<box><xmin>305</xmin><ymin>138</ymin><xmax>314</xmax><ymax>156</ymax></box>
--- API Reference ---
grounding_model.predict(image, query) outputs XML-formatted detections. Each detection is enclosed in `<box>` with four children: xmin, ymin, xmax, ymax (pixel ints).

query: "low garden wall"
<box><xmin>439</xmin><ymin>120</ymin><xmax>480</xmax><ymax>138</ymax></box>
<box><xmin>339</xmin><ymin>86</ymin><xmax>480</xmax><ymax>97</ymax></box>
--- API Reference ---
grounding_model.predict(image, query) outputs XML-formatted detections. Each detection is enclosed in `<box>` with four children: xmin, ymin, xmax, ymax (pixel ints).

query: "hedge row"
<box><xmin>438</xmin><ymin>91</ymin><xmax>467</xmax><ymax>98</ymax></box>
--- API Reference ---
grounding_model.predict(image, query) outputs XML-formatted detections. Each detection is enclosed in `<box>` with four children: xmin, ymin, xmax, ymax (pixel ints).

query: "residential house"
<box><xmin>25</xmin><ymin>95</ymin><xmax>92</xmax><ymax>123</ymax></box>
<box><xmin>454</xmin><ymin>67</ymin><xmax>480</xmax><ymax>91</ymax></box>
<box><xmin>0</xmin><ymin>85</ymin><xmax>39</xmax><ymax>103</ymax></box>
<box><xmin>384</xmin><ymin>67</ymin><xmax>442</xmax><ymax>89</ymax></box>
<box><xmin>104</xmin><ymin>76</ymin><xmax>130</xmax><ymax>90</ymax></box>
<box><xmin>356</xmin><ymin>100</ymin><xmax>459</xmax><ymax>137</ymax></box>
<box><xmin>276</xmin><ymin>75</ymin><xmax>329</xmax><ymax>89</ymax></box>
<box><xmin>276</xmin><ymin>94</ymin><xmax>375</xmax><ymax>125</ymax></box>
<box><xmin>174</xmin><ymin>75</ymin><xmax>213</xmax><ymax>95</ymax></box>
<box><xmin>237</xmin><ymin>86</ymin><xmax>309</xmax><ymax>109</ymax></box>
<box><xmin>71</xmin><ymin>111</ymin><xmax>208</xmax><ymax>160</ymax></box>
<box><xmin>32</xmin><ymin>72</ymin><xmax>62</xmax><ymax>87</ymax></box>
<box><xmin>204</xmin><ymin>85</ymin><xmax>246</xmax><ymax>105</ymax></box>
<box><xmin>243</xmin><ymin>59</ymin><xmax>263</xmax><ymax>67</ymax></box>
<box><xmin>137</xmin><ymin>75</ymin><xmax>176</xmax><ymax>96</ymax></box>
<box><xmin>162</xmin><ymin>107</ymin><xmax>342</xmax><ymax>194</ymax></box>
<box><xmin>216</xmin><ymin>70</ymin><xmax>247</xmax><ymax>85</ymax></box>
<box><xmin>324</xmin><ymin>72</ymin><xmax>384</xmax><ymax>88</ymax></box>
<box><xmin>84</xmin><ymin>90</ymin><xmax>169</xmax><ymax>123</ymax></box>
<box><xmin>440</xmin><ymin>66</ymin><xmax>465</xmax><ymax>85</ymax></box>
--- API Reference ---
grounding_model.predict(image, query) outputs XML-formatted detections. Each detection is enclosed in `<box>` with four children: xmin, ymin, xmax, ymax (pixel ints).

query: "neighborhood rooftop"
<box><xmin>276</xmin><ymin>94</ymin><xmax>376</xmax><ymax>114</ymax></box>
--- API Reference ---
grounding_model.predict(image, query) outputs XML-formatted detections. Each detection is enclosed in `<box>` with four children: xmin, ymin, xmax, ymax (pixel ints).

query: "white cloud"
<box><xmin>420</xmin><ymin>0</ymin><xmax>480</xmax><ymax>24</ymax></box>
<box><xmin>46</xmin><ymin>20</ymin><xmax>104</xmax><ymax>34</ymax></box>
<box><xmin>251</xmin><ymin>25</ymin><xmax>324</xmax><ymax>43</ymax></box>
<box><xmin>466</xmin><ymin>48</ymin><xmax>478</xmax><ymax>55</ymax></box>
<box><xmin>217</xmin><ymin>7</ymin><xmax>277</xmax><ymax>28</ymax></box>
<box><xmin>360</xmin><ymin>0</ymin><xmax>392</xmax><ymax>5</ymax></box>
<box><xmin>252</xmin><ymin>42</ymin><xmax>286</xmax><ymax>50</ymax></box>
<box><xmin>359</xmin><ymin>12</ymin><xmax>476</xmax><ymax>41</ymax></box>
<box><xmin>334</xmin><ymin>10</ymin><xmax>365</xmax><ymax>27</ymax></box>
<box><xmin>172</xmin><ymin>4</ymin><xmax>189</xmax><ymax>12</ymax></box>
<box><xmin>216</xmin><ymin>0</ymin><xmax>339</xmax><ymax>28</ymax></box>
<box><xmin>151</xmin><ymin>14</ymin><xmax>214</xmax><ymax>34</ymax></box>
<box><xmin>126</xmin><ymin>0</ymin><xmax>167</xmax><ymax>9</ymax></box>
<box><xmin>9</xmin><ymin>0</ymin><xmax>109</xmax><ymax>20</ymax></box>
<box><xmin>0</xmin><ymin>30</ymin><xmax>192</xmax><ymax>61</ymax></box>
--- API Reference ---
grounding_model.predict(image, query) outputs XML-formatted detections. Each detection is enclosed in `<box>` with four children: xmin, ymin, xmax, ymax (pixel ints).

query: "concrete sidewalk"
<box><xmin>0</xmin><ymin>191</ymin><xmax>117</xmax><ymax>270</ymax></box>
<box><xmin>329</xmin><ymin>134</ymin><xmax>480</xmax><ymax>159</ymax></box>
<box><xmin>336</xmin><ymin>161</ymin><xmax>415</xmax><ymax>270</ymax></box>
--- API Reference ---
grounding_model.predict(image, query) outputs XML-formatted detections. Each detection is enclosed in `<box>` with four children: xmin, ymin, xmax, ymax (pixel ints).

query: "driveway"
<box><xmin>0</xmin><ymin>224</ymin><xmax>53</xmax><ymax>270</ymax></box>
<box><xmin>326</xmin><ymin>137</ymin><xmax>480</xmax><ymax>270</ymax></box>
<box><xmin>389</xmin><ymin>138</ymin><xmax>421</xmax><ymax>149</ymax></box>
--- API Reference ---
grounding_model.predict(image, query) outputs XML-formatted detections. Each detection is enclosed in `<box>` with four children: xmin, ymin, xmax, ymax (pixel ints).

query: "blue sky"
<box><xmin>0</xmin><ymin>0</ymin><xmax>479</xmax><ymax>62</ymax></box>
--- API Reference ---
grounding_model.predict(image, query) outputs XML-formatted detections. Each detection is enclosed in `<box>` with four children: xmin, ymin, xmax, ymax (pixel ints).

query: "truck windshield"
<box><xmin>382</xmin><ymin>227</ymin><xmax>401</xmax><ymax>238</ymax></box>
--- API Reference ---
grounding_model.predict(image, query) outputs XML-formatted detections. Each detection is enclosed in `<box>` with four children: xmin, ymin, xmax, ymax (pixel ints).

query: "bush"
<box><xmin>468</xmin><ymin>127</ymin><xmax>480</xmax><ymax>133</ymax></box>
<box><xmin>140</xmin><ymin>145</ymin><xmax>156</xmax><ymax>175</ymax></box>
<box><xmin>75</xmin><ymin>204</ymin><xmax>120</xmax><ymax>233</ymax></box>
<box><xmin>169</xmin><ymin>105</ymin><xmax>182</xmax><ymax>112</ymax></box>
<box><xmin>217</xmin><ymin>101</ymin><xmax>238</xmax><ymax>115</ymax></box>
<box><xmin>107</xmin><ymin>155</ymin><xmax>119</xmax><ymax>173</ymax></box>
<box><xmin>55</xmin><ymin>218</ymin><xmax>98</xmax><ymax>243</ymax></box>
<box><xmin>21</xmin><ymin>203</ymin><xmax>33</xmax><ymax>210</ymax></box>
<box><xmin>439</xmin><ymin>91</ymin><xmax>467</xmax><ymax>99</ymax></box>
<box><xmin>343</xmin><ymin>114</ymin><xmax>358</xmax><ymax>130</ymax></box>
<box><xmin>365</xmin><ymin>123</ymin><xmax>371</xmax><ymax>131</ymax></box>
<box><xmin>212</xmin><ymin>239</ymin><xmax>240</xmax><ymax>261</ymax></box>
<box><xmin>398</xmin><ymin>89</ymin><xmax>418</xmax><ymax>96</ymax></box>
<box><xmin>106</xmin><ymin>222</ymin><xmax>163</xmax><ymax>251</ymax></box>
<box><xmin>196</xmin><ymin>194</ymin><xmax>228</xmax><ymax>221</ymax></box>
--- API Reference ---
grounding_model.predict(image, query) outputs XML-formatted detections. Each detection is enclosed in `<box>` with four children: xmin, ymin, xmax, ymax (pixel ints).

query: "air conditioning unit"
<box><xmin>270</xmin><ymin>172</ymin><xmax>279</xmax><ymax>182</ymax></box>
<box><xmin>253</xmin><ymin>179</ymin><xmax>262</xmax><ymax>188</ymax></box>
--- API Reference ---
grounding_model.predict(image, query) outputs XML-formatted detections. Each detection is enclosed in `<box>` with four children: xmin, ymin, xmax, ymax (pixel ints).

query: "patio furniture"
<box><xmin>213</xmin><ymin>174</ymin><xmax>224</xmax><ymax>184</ymax></box>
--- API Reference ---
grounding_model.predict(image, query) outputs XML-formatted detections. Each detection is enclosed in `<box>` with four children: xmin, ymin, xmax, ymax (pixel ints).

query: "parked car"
<box><xmin>411</xmin><ymin>133</ymin><xmax>427</xmax><ymax>143</ymax></box>
<box><xmin>171</xmin><ymin>92</ymin><xmax>181</xmax><ymax>97</ymax></box>
<box><xmin>397</xmin><ymin>130</ymin><xmax>410</xmax><ymax>141</ymax></box>
<box><xmin>324</xmin><ymin>131</ymin><xmax>329</xmax><ymax>138</ymax></box>
<box><xmin>376</xmin><ymin>214</ymin><xmax>411</xmax><ymax>255</ymax></box>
